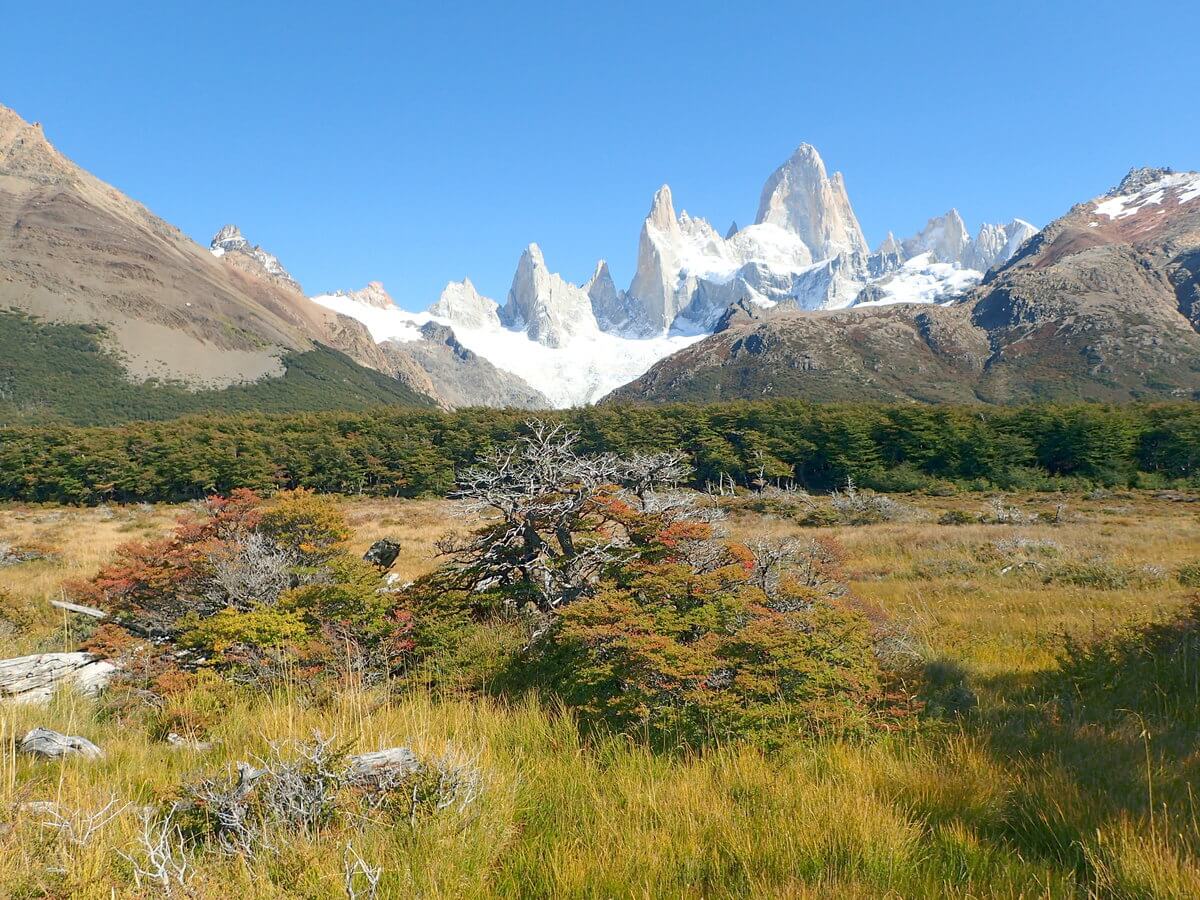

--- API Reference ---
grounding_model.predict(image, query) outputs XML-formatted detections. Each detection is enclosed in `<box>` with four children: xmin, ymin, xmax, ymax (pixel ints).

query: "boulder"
<box><xmin>19</xmin><ymin>727</ymin><xmax>104</xmax><ymax>760</ymax></box>
<box><xmin>363</xmin><ymin>539</ymin><xmax>401</xmax><ymax>571</ymax></box>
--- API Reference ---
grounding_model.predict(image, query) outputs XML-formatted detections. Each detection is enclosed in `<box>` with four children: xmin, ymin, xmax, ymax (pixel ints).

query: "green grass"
<box><xmin>0</xmin><ymin>310</ymin><xmax>431</xmax><ymax>426</ymax></box>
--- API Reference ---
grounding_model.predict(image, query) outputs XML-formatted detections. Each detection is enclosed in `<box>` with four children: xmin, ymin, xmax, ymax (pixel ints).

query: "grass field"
<box><xmin>2</xmin><ymin>490</ymin><xmax>1198</xmax><ymax>898</ymax></box>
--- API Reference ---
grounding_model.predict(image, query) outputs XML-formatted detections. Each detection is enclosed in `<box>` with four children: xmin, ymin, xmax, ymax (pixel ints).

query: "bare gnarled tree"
<box><xmin>436</xmin><ymin>422</ymin><xmax>693</xmax><ymax>613</ymax></box>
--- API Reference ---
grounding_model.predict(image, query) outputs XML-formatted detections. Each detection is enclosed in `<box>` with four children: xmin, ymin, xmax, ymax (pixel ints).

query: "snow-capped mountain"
<box><xmin>311</xmin><ymin>143</ymin><xmax>1038</xmax><ymax>408</ymax></box>
<box><xmin>427</xmin><ymin>278</ymin><xmax>500</xmax><ymax>329</ymax></box>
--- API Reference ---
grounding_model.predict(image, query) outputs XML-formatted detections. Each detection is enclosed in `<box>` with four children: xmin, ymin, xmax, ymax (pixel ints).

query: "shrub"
<box><xmin>547</xmin><ymin>549</ymin><xmax>886</xmax><ymax>747</ymax></box>
<box><xmin>828</xmin><ymin>478</ymin><xmax>910</xmax><ymax>525</ymax></box>
<box><xmin>1178</xmin><ymin>561</ymin><xmax>1200</xmax><ymax>588</ymax></box>
<box><xmin>74</xmin><ymin>489</ymin><xmax>402</xmax><ymax>685</ymax></box>
<box><xmin>984</xmin><ymin>497</ymin><xmax>1034</xmax><ymax>525</ymax></box>
<box><xmin>938</xmin><ymin>509</ymin><xmax>979</xmax><ymax>526</ymax></box>
<box><xmin>260</xmin><ymin>489</ymin><xmax>352</xmax><ymax>565</ymax></box>
<box><xmin>797</xmin><ymin>505</ymin><xmax>841</xmax><ymax>527</ymax></box>
<box><xmin>389</xmin><ymin>426</ymin><xmax>897</xmax><ymax>747</ymax></box>
<box><xmin>179</xmin><ymin>607</ymin><xmax>312</xmax><ymax>657</ymax></box>
<box><xmin>1046</xmin><ymin>558</ymin><xmax>1166</xmax><ymax>591</ymax></box>
<box><xmin>163</xmin><ymin>735</ymin><xmax>481</xmax><ymax>860</ymax></box>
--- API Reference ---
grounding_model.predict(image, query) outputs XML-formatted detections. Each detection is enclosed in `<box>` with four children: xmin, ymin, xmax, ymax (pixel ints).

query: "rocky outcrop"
<box><xmin>363</xmin><ymin>539</ymin><xmax>401</xmax><ymax>570</ymax></box>
<box><xmin>209</xmin><ymin>224</ymin><xmax>302</xmax><ymax>293</ymax></box>
<box><xmin>901</xmin><ymin>210</ymin><xmax>972</xmax><ymax>264</ymax></box>
<box><xmin>626</xmin><ymin>186</ymin><xmax>687</xmax><ymax>332</ymax></box>
<box><xmin>381</xmin><ymin>323</ymin><xmax>549</xmax><ymax>409</ymax></box>
<box><xmin>428</xmin><ymin>278</ymin><xmax>501</xmax><ymax>329</ymax></box>
<box><xmin>331</xmin><ymin>281</ymin><xmax>396</xmax><ymax>310</ymax></box>
<box><xmin>584</xmin><ymin>260</ymin><xmax>633</xmax><ymax>331</ymax></box>
<box><xmin>965</xmin><ymin>220</ymin><xmax>1038</xmax><ymax>273</ymax></box>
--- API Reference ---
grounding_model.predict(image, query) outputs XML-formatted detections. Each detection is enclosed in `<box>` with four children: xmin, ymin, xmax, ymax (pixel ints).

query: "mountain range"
<box><xmin>611</xmin><ymin>167</ymin><xmax>1200</xmax><ymax>404</ymax></box>
<box><xmin>2</xmin><ymin>100</ymin><xmax>1198</xmax><ymax>423</ymax></box>
<box><xmin>311</xmin><ymin>142</ymin><xmax>1038</xmax><ymax>407</ymax></box>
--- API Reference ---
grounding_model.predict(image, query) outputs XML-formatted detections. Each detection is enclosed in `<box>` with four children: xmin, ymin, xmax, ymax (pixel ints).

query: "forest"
<box><xmin>1</xmin><ymin>399</ymin><xmax>1197</xmax><ymax>504</ymax></box>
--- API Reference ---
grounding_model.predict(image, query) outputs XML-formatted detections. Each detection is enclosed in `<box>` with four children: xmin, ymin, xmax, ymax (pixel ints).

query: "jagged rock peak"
<box><xmin>725</xmin><ymin>221</ymin><xmax>739</xmax><ymax>239</ymax></box>
<box><xmin>428</xmin><ymin>277</ymin><xmax>501</xmax><ymax>329</ymax></box>
<box><xmin>335</xmin><ymin>281</ymin><xmax>394</xmax><ymax>309</ymax></box>
<box><xmin>754</xmin><ymin>143</ymin><xmax>868</xmax><ymax>259</ymax></box>
<box><xmin>901</xmin><ymin>209</ymin><xmax>971</xmax><ymax>264</ymax></box>
<box><xmin>0</xmin><ymin>104</ymin><xmax>70</xmax><ymax>180</ymax></box>
<box><xmin>648</xmin><ymin>185</ymin><xmax>678</xmax><ymax>231</ymax></box>
<box><xmin>1109</xmin><ymin>167</ymin><xmax>1176</xmax><ymax>197</ymax></box>
<box><xmin>208</xmin><ymin>224</ymin><xmax>301</xmax><ymax>292</ymax></box>
<box><xmin>585</xmin><ymin>259</ymin><xmax>632</xmax><ymax>331</ymax></box>
<box><xmin>210</xmin><ymin>224</ymin><xmax>250</xmax><ymax>254</ymax></box>
<box><xmin>965</xmin><ymin>219</ymin><xmax>1039</xmax><ymax>273</ymax></box>
<box><xmin>502</xmin><ymin>243</ymin><xmax>597</xmax><ymax>348</ymax></box>
<box><xmin>876</xmin><ymin>231</ymin><xmax>903</xmax><ymax>255</ymax></box>
<box><xmin>584</xmin><ymin>259</ymin><xmax>614</xmax><ymax>291</ymax></box>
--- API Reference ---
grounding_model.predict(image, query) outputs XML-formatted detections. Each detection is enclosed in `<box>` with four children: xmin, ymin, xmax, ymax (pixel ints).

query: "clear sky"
<box><xmin>3</xmin><ymin>1</ymin><xmax>1197</xmax><ymax>311</ymax></box>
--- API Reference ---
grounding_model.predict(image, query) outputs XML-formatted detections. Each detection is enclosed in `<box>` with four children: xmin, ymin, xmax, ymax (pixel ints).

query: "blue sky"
<box><xmin>3</xmin><ymin>1</ymin><xmax>1197</xmax><ymax>310</ymax></box>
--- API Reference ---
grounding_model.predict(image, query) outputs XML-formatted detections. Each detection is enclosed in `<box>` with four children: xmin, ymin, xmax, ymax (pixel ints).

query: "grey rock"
<box><xmin>363</xmin><ymin>539</ymin><xmax>401</xmax><ymax>571</ymax></box>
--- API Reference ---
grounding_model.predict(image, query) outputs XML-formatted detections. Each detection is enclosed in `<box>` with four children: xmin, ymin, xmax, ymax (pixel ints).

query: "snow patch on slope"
<box><xmin>1094</xmin><ymin>172</ymin><xmax>1200</xmax><ymax>220</ymax></box>
<box><xmin>854</xmin><ymin>253</ymin><xmax>982</xmax><ymax>307</ymax></box>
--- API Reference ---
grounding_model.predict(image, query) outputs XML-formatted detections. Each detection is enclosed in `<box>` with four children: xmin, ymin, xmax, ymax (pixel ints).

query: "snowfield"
<box><xmin>312</xmin><ymin>292</ymin><xmax>704</xmax><ymax>408</ymax></box>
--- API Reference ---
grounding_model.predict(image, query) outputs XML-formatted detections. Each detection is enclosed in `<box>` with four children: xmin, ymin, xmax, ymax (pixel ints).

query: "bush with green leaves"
<box><xmin>75</xmin><ymin>490</ymin><xmax>408</xmax><ymax>686</ymax></box>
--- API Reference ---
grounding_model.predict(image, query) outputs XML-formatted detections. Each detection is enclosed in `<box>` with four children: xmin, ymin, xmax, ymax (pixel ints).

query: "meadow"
<box><xmin>2</xmin><ymin>488</ymin><xmax>1198</xmax><ymax>898</ymax></box>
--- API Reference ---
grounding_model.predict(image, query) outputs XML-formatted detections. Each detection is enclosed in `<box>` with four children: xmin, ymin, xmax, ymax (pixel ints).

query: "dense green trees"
<box><xmin>1</xmin><ymin>401</ymin><xmax>1197</xmax><ymax>504</ymax></box>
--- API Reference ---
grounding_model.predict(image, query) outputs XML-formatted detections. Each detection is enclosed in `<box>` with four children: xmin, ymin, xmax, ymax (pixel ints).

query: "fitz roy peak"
<box><xmin>312</xmin><ymin>142</ymin><xmax>1040</xmax><ymax>408</ymax></box>
<box><xmin>755</xmin><ymin>143</ymin><xmax>868</xmax><ymax>259</ymax></box>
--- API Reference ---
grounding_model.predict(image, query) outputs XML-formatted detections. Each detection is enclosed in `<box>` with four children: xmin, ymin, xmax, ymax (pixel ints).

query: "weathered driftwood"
<box><xmin>0</xmin><ymin>652</ymin><xmax>117</xmax><ymax>703</ymax></box>
<box><xmin>19</xmin><ymin>727</ymin><xmax>104</xmax><ymax>759</ymax></box>
<box><xmin>48</xmin><ymin>598</ymin><xmax>108</xmax><ymax>619</ymax></box>
<box><xmin>166</xmin><ymin>732</ymin><xmax>216</xmax><ymax>752</ymax></box>
<box><xmin>345</xmin><ymin>746</ymin><xmax>421</xmax><ymax>780</ymax></box>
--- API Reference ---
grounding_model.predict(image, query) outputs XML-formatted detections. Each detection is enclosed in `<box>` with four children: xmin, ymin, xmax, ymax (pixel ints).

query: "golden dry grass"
<box><xmin>0</xmin><ymin>490</ymin><xmax>1196</xmax><ymax>897</ymax></box>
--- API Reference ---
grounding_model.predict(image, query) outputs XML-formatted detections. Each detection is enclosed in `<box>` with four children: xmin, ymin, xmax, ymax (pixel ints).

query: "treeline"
<box><xmin>1</xmin><ymin>401</ymin><xmax>1198</xmax><ymax>504</ymax></box>
<box><xmin>0</xmin><ymin>311</ymin><xmax>432</xmax><ymax>427</ymax></box>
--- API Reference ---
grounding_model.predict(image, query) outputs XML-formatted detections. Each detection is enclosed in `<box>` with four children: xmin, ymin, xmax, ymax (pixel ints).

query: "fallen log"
<box><xmin>48</xmin><ymin>598</ymin><xmax>107</xmax><ymax>619</ymax></box>
<box><xmin>19</xmin><ymin>727</ymin><xmax>104</xmax><ymax>760</ymax></box>
<box><xmin>0</xmin><ymin>652</ymin><xmax>116</xmax><ymax>703</ymax></box>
